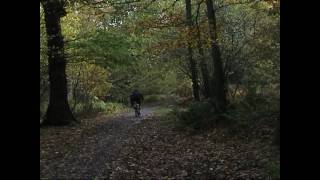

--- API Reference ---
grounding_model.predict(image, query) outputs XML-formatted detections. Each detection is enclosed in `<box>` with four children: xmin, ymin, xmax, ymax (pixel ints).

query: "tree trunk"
<box><xmin>195</xmin><ymin>3</ymin><xmax>211</xmax><ymax>99</ymax></box>
<box><xmin>41</xmin><ymin>0</ymin><xmax>75</xmax><ymax>126</ymax></box>
<box><xmin>205</xmin><ymin>0</ymin><xmax>227</xmax><ymax>112</ymax></box>
<box><xmin>185</xmin><ymin>0</ymin><xmax>200</xmax><ymax>101</ymax></box>
<box><xmin>71</xmin><ymin>66</ymin><xmax>82</xmax><ymax>113</ymax></box>
<box><xmin>198</xmin><ymin>45</ymin><xmax>211</xmax><ymax>99</ymax></box>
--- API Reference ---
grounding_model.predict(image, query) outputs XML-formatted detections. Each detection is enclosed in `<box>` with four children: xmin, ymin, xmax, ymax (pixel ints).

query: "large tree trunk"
<box><xmin>41</xmin><ymin>0</ymin><xmax>75</xmax><ymax>125</ymax></box>
<box><xmin>197</xmin><ymin>37</ymin><xmax>211</xmax><ymax>99</ymax></box>
<box><xmin>195</xmin><ymin>3</ymin><xmax>211</xmax><ymax>99</ymax></box>
<box><xmin>205</xmin><ymin>0</ymin><xmax>227</xmax><ymax>112</ymax></box>
<box><xmin>185</xmin><ymin>0</ymin><xmax>200</xmax><ymax>101</ymax></box>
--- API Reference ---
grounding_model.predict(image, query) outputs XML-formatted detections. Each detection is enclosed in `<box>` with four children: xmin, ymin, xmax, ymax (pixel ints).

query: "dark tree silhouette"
<box><xmin>41</xmin><ymin>0</ymin><xmax>75</xmax><ymax>125</ymax></box>
<box><xmin>205</xmin><ymin>0</ymin><xmax>227</xmax><ymax>112</ymax></box>
<box><xmin>195</xmin><ymin>2</ymin><xmax>211</xmax><ymax>99</ymax></box>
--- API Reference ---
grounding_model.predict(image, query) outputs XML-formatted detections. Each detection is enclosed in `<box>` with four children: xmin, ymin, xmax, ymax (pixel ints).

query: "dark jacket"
<box><xmin>130</xmin><ymin>90</ymin><xmax>144</xmax><ymax>106</ymax></box>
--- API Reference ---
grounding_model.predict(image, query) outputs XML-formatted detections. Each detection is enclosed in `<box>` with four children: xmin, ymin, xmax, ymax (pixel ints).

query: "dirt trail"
<box><xmin>40</xmin><ymin>105</ymin><xmax>160</xmax><ymax>179</ymax></box>
<box><xmin>40</xmin><ymin>104</ymin><xmax>278</xmax><ymax>179</ymax></box>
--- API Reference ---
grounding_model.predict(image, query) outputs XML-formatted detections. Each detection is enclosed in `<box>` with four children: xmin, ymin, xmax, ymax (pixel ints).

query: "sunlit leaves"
<box><xmin>61</xmin><ymin>11</ymin><xmax>82</xmax><ymax>40</ymax></box>
<box><xmin>67</xmin><ymin>62</ymin><xmax>112</xmax><ymax>99</ymax></box>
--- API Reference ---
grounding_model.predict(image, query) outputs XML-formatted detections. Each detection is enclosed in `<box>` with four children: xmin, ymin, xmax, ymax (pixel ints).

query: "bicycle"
<box><xmin>133</xmin><ymin>102</ymin><xmax>141</xmax><ymax>117</ymax></box>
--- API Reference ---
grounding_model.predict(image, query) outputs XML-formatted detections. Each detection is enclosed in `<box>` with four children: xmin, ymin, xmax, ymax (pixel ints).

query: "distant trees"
<box><xmin>40</xmin><ymin>0</ymin><xmax>279</xmax><ymax>127</ymax></box>
<box><xmin>182</xmin><ymin>0</ymin><xmax>226</xmax><ymax>111</ymax></box>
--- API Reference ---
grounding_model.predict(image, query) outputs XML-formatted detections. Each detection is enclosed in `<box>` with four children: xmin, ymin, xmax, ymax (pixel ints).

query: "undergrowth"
<box><xmin>73</xmin><ymin>98</ymin><xmax>129</xmax><ymax>118</ymax></box>
<box><xmin>166</xmin><ymin>93</ymin><xmax>279</xmax><ymax>138</ymax></box>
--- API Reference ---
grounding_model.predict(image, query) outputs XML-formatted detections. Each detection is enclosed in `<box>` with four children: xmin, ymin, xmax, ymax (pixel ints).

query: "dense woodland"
<box><xmin>40</xmin><ymin>0</ymin><xmax>280</xmax><ymax>179</ymax></box>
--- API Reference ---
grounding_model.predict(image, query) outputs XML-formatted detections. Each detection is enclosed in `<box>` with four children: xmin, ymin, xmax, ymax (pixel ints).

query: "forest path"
<box><xmin>40</xmin><ymin>103</ymin><xmax>277</xmax><ymax>179</ymax></box>
<box><xmin>40</xmin><ymin>104</ymin><xmax>161</xmax><ymax>179</ymax></box>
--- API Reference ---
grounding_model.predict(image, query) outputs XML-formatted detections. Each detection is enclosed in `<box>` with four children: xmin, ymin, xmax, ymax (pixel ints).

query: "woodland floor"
<box><xmin>40</xmin><ymin>104</ymin><xmax>279</xmax><ymax>180</ymax></box>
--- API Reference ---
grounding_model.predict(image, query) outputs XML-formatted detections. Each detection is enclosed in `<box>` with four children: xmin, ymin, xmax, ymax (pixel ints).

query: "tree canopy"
<box><xmin>40</xmin><ymin>0</ymin><xmax>279</xmax><ymax>126</ymax></box>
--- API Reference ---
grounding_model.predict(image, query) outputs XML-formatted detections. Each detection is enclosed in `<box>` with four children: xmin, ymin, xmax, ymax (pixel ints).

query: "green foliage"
<box><xmin>61</xmin><ymin>9</ymin><xmax>83</xmax><ymax>40</ymax></box>
<box><xmin>40</xmin><ymin>0</ymin><xmax>279</xmax><ymax>127</ymax></box>
<box><xmin>221</xmin><ymin>91</ymin><xmax>279</xmax><ymax>137</ymax></box>
<box><xmin>40</xmin><ymin>101</ymin><xmax>48</xmax><ymax>120</ymax></box>
<box><xmin>72</xmin><ymin>97</ymin><xmax>128</xmax><ymax>118</ymax></box>
<box><xmin>174</xmin><ymin>75</ymin><xmax>193</xmax><ymax>98</ymax></box>
<box><xmin>172</xmin><ymin>101</ymin><xmax>221</xmax><ymax>132</ymax></box>
<box><xmin>144</xmin><ymin>94</ymin><xmax>167</xmax><ymax>103</ymax></box>
<box><xmin>106</xmin><ymin>53</ymin><xmax>185</xmax><ymax>103</ymax></box>
<box><xmin>170</xmin><ymin>86</ymin><xmax>279</xmax><ymax>134</ymax></box>
<box><xmin>265</xmin><ymin>160</ymin><xmax>280</xmax><ymax>179</ymax></box>
<box><xmin>153</xmin><ymin>106</ymin><xmax>173</xmax><ymax>116</ymax></box>
<box><xmin>66</xmin><ymin>30</ymin><xmax>135</xmax><ymax>68</ymax></box>
<box><xmin>66</xmin><ymin>62</ymin><xmax>115</xmax><ymax>117</ymax></box>
<box><xmin>105</xmin><ymin>102</ymin><xmax>129</xmax><ymax>114</ymax></box>
<box><xmin>67</xmin><ymin>62</ymin><xmax>112</xmax><ymax>99</ymax></box>
<box><xmin>143</xmin><ymin>94</ymin><xmax>180</xmax><ymax>106</ymax></box>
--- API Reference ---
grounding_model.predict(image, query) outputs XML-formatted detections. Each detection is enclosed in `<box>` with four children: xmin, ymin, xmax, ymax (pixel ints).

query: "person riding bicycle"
<box><xmin>130</xmin><ymin>89</ymin><xmax>144</xmax><ymax>115</ymax></box>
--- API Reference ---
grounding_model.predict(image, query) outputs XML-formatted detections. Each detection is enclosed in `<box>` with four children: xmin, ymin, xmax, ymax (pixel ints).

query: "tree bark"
<box><xmin>195</xmin><ymin>2</ymin><xmax>211</xmax><ymax>99</ymax></box>
<box><xmin>185</xmin><ymin>0</ymin><xmax>200</xmax><ymax>101</ymax></box>
<box><xmin>71</xmin><ymin>65</ymin><xmax>82</xmax><ymax>113</ymax></box>
<box><xmin>205</xmin><ymin>0</ymin><xmax>227</xmax><ymax>112</ymax></box>
<box><xmin>41</xmin><ymin>0</ymin><xmax>75</xmax><ymax>125</ymax></box>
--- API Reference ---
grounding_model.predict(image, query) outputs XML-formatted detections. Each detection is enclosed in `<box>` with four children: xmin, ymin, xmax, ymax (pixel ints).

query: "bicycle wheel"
<box><xmin>135</xmin><ymin>109</ymin><xmax>139</xmax><ymax>117</ymax></box>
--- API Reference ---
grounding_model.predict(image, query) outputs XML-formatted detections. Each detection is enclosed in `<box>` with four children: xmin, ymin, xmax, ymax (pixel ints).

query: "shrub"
<box><xmin>144</xmin><ymin>94</ymin><xmax>166</xmax><ymax>103</ymax></box>
<box><xmin>170</xmin><ymin>91</ymin><xmax>279</xmax><ymax>136</ymax></box>
<box><xmin>105</xmin><ymin>102</ymin><xmax>128</xmax><ymax>114</ymax></box>
<box><xmin>173</xmin><ymin>101</ymin><xmax>221</xmax><ymax>131</ymax></box>
<box><xmin>144</xmin><ymin>94</ymin><xmax>180</xmax><ymax>106</ymax></box>
<box><xmin>265</xmin><ymin>160</ymin><xmax>280</xmax><ymax>179</ymax></box>
<box><xmin>221</xmin><ymin>92</ymin><xmax>279</xmax><ymax>137</ymax></box>
<box><xmin>71</xmin><ymin>96</ymin><xmax>129</xmax><ymax>118</ymax></box>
